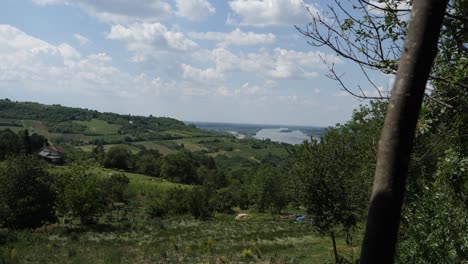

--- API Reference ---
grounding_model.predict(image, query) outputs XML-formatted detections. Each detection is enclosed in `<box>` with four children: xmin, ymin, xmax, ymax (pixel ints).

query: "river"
<box><xmin>253</xmin><ymin>128</ymin><xmax>311</xmax><ymax>145</ymax></box>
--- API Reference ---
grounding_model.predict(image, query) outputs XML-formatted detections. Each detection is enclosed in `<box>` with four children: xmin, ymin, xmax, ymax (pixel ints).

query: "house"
<box><xmin>38</xmin><ymin>146</ymin><xmax>65</xmax><ymax>164</ymax></box>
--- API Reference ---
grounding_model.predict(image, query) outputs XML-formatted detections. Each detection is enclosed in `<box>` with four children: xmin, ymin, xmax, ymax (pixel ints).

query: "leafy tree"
<box><xmin>100</xmin><ymin>173</ymin><xmax>131</xmax><ymax>205</ymax></box>
<box><xmin>298</xmin><ymin>0</ymin><xmax>462</xmax><ymax>261</ymax></box>
<box><xmin>160</xmin><ymin>151</ymin><xmax>197</xmax><ymax>184</ymax></box>
<box><xmin>0</xmin><ymin>155</ymin><xmax>56</xmax><ymax>229</ymax></box>
<box><xmin>92</xmin><ymin>142</ymin><xmax>105</xmax><ymax>160</ymax></box>
<box><xmin>398</xmin><ymin>149</ymin><xmax>468</xmax><ymax>263</ymax></box>
<box><xmin>135</xmin><ymin>149</ymin><xmax>162</xmax><ymax>176</ymax></box>
<box><xmin>103</xmin><ymin>146</ymin><xmax>134</xmax><ymax>170</ymax></box>
<box><xmin>188</xmin><ymin>187</ymin><xmax>214</xmax><ymax>220</ymax></box>
<box><xmin>60</xmin><ymin>165</ymin><xmax>107</xmax><ymax>225</ymax></box>
<box><xmin>0</xmin><ymin>129</ymin><xmax>20</xmax><ymax>160</ymax></box>
<box><xmin>290</xmin><ymin>128</ymin><xmax>369</xmax><ymax>263</ymax></box>
<box><xmin>253</xmin><ymin>166</ymin><xmax>290</xmax><ymax>214</ymax></box>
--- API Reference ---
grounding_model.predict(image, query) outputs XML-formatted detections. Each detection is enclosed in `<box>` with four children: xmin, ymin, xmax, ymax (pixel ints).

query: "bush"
<box><xmin>146</xmin><ymin>188</ymin><xmax>191</xmax><ymax>218</ymax></box>
<box><xmin>100</xmin><ymin>173</ymin><xmax>131</xmax><ymax>205</ymax></box>
<box><xmin>0</xmin><ymin>155</ymin><xmax>57</xmax><ymax>229</ymax></box>
<box><xmin>59</xmin><ymin>165</ymin><xmax>108</xmax><ymax>225</ymax></box>
<box><xmin>103</xmin><ymin>146</ymin><xmax>134</xmax><ymax>170</ymax></box>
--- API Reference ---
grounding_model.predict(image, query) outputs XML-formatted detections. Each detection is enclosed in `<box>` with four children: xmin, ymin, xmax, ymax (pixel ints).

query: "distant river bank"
<box><xmin>254</xmin><ymin>128</ymin><xmax>311</xmax><ymax>145</ymax></box>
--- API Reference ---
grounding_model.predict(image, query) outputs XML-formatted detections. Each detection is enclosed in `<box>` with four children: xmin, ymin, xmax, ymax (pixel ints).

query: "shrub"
<box><xmin>0</xmin><ymin>155</ymin><xmax>57</xmax><ymax>229</ymax></box>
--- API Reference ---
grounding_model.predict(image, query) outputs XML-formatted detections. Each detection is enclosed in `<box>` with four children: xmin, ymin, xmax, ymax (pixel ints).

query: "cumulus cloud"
<box><xmin>175</xmin><ymin>0</ymin><xmax>215</xmax><ymax>21</ymax></box>
<box><xmin>227</xmin><ymin>0</ymin><xmax>319</xmax><ymax>27</ymax></box>
<box><xmin>107</xmin><ymin>22</ymin><xmax>197</xmax><ymax>61</ymax></box>
<box><xmin>0</xmin><ymin>24</ymin><xmax>165</xmax><ymax>98</ymax></box>
<box><xmin>73</xmin><ymin>33</ymin><xmax>90</xmax><ymax>45</ymax></box>
<box><xmin>187</xmin><ymin>47</ymin><xmax>341</xmax><ymax>80</ymax></box>
<box><xmin>181</xmin><ymin>64</ymin><xmax>222</xmax><ymax>82</ymax></box>
<box><xmin>32</xmin><ymin>0</ymin><xmax>173</xmax><ymax>23</ymax></box>
<box><xmin>188</xmin><ymin>28</ymin><xmax>276</xmax><ymax>46</ymax></box>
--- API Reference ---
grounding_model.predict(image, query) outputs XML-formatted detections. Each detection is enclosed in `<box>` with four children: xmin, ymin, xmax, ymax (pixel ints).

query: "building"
<box><xmin>38</xmin><ymin>146</ymin><xmax>65</xmax><ymax>164</ymax></box>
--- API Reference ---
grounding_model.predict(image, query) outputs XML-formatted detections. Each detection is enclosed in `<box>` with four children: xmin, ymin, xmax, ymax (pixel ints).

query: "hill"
<box><xmin>0</xmin><ymin>99</ymin><xmax>291</xmax><ymax>167</ymax></box>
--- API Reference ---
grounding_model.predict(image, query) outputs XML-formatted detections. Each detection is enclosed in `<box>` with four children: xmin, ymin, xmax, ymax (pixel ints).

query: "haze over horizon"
<box><xmin>0</xmin><ymin>0</ymin><xmax>391</xmax><ymax>127</ymax></box>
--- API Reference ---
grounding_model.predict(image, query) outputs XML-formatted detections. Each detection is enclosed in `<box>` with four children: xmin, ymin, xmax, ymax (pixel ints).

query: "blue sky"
<box><xmin>0</xmin><ymin>0</ymin><xmax>391</xmax><ymax>126</ymax></box>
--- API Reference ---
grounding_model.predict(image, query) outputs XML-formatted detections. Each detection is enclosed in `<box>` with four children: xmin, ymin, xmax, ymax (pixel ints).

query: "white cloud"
<box><xmin>227</xmin><ymin>0</ymin><xmax>319</xmax><ymax>27</ymax></box>
<box><xmin>73</xmin><ymin>33</ymin><xmax>90</xmax><ymax>45</ymax></box>
<box><xmin>57</xmin><ymin>43</ymin><xmax>81</xmax><ymax>61</ymax></box>
<box><xmin>0</xmin><ymin>24</ymin><xmax>167</xmax><ymax>98</ymax></box>
<box><xmin>107</xmin><ymin>22</ymin><xmax>197</xmax><ymax>61</ymax></box>
<box><xmin>175</xmin><ymin>0</ymin><xmax>215</xmax><ymax>21</ymax></box>
<box><xmin>188</xmin><ymin>47</ymin><xmax>341</xmax><ymax>80</ymax></box>
<box><xmin>188</xmin><ymin>28</ymin><xmax>276</xmax><ymax>46</ymax></box>
<box><xmin>32</xmin><ymin>0</ymin><xmax>173</xmax><ymax>23</ymax></box>
<box><xmin>181</xmin><ymin>64</ymin><xmax>222</xmax><ymax>82</ymax></box>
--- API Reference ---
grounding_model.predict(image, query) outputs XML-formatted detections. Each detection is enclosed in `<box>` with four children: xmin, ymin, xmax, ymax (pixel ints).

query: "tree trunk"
<box><xmin>331</xmin><ymin>231</ymin><xmax>339</xmax><ymax>264</ymax></box>
<box><xmin>360</xmin><ymin>0</ymin><xmax>449</xmax><ymax>263</ymax></box>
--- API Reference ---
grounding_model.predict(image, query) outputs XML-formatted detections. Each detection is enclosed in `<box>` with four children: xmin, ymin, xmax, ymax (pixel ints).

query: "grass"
<box><xmin>99</xmin><ymin>168</ymin><xmax>188</xmax><ymax>194</ymax></box>
<box><xmin>172</xmin><ymin>139</ymin><xmax>208</xmax><ymax>152</ymax></box>
<box><xmin>3</xmin><ymin>166</ymin><xmax>360</xmax><ymax>263</ymax></box>
<box><xmin>74</xmin><ymin>119</ymin><xmax>121</xmax><ymax>135</ymax></box>
<box><xmin>164</xmin><ymin>129</ymin><xmax>212</xmax><ymax>138</ymax></box>
<box><xmin>22</xmin><ymin>120</ymin><xmax>50</xmax><ymax>137</ymax></box>
<box><xmin>78</xmin><ymin>144</ymin><xmax>141</xmax><ymax>154</ymax></box>
<box><xmin>0</xmin><ymin>126</ymin><xmax>23</xmax><ymax>132</ymax></box>
<box><xmin>133</xmin><ymin>141</ymin><xmax>177</xmax><ymax>155</ymax></box>
<box><xmin>0</xmin><ymin>214</ymin><xmax>360</xmax><ymax>263</ymax></box>
<box><xmin>84</xmin><ymin>134</ymin><xmax>128</xmax><ymax>143</ymax></box>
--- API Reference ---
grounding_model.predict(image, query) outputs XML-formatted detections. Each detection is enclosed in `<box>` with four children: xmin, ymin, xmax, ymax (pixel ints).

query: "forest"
<box><xmin>0</xmin><ymin>0</ymin><xmax>467</xmax><ymax>263</ymax></box>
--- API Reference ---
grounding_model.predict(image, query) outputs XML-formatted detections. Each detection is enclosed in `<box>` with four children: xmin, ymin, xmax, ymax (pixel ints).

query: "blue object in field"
<box><xmin>296</xmin><ymin>215</ymin><xmax>305</xmax><ymax>222</ymax></box>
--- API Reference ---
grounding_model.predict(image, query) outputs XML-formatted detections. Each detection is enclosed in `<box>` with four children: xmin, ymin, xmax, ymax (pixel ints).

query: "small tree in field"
<box><xmin>60</xmin><ymin>164</ymin><xmax>107</xmax><ymax>225</ymax></box>
<box><xmin>290</xmin><ymin>129</ymin><xmax>368</xmax><ymax>263</ymax></box>
<box><xmin>253</xmin><ymin>166</ymin><xmax>290</xmax><ymax>215</ymax></box>
<box><xmin>0</xmin><ymin>155</ymin><xmax>57</xmax><ymax>229</ymax></box>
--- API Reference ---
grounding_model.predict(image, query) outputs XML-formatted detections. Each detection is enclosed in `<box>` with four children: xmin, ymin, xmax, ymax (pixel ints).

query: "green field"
<box><xmin>79</xmin><ymin>144</ymin><xmax>142</xmax><ymax>154</ymax></box>
<box><xmin>0</xmin><ymin>214</ymin><xmax>359</xmax><ymax>264</ymax></box>
<box><xmin>74</xmin><ymin>119</ymin><xmax>121</xmax><ymax>135</ymax></box>
<box><xmin>134</xmin><ymin>141</ymin><xmax>177</xmax><ymax>155</ymax></box>
<box><xmin>0</xmin><ymin>126</ymin><xmax>23</xmax><ymax>132</ymax></box>
<box><xmin>0</xmin><ymin>166</ymin><xmax>360</xmax><ymax>263</ymax></box>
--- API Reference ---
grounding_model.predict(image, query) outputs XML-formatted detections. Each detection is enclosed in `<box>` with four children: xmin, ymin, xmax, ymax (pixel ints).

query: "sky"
<box><xmin>0</xmin><ymin>0</ymin><xmax>392</xmax><ymax>126</ymax></box>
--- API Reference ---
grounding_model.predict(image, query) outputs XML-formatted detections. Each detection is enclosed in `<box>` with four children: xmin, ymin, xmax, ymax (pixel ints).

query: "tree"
<box><xmin>0</xmin><ymin>129</ymin><xmax>20</xmax><ymax>160</ymax></box>
<box><xmin>290</xmin><ymin>128</ymin><xmax>368</xmax><ymax>263</ymax></box>
<box><xmin>92</xmin><ymin>141</ymin><xmax>105</xmax><ymax>160</ymax></box>
<box><xmin>398</xmin><ymin>149</ymin><xmax>467</xmax><ymax>263</ymax></box>
<box><xmin>103</xmin><ymin>146</ymin><xmax>134</xmax><ymax>170</ymax></box>
<box><xmin>0</xmin><ymin>155</ymin><xmax>56</xmax><ymax>229</ymax></box>
<box><xmin>135</xmin><ymin>149</ymin><xmax>162</xmax><ymax>176</ymax></box>
<box><xmin>100</xmin><ymin>173</ymin><xmax>131</xmax><ymax>205</ymax></box>
<box><xmin>296</xmin><ymin>0</ymin><xmax>465</xmax><ymax>101</ymax></box>
<box><xmin>298</xmin><ymin>0</ymin><xmax>459</xmax><ymax>262</ymax></box>
<box><xmin>60</xmin><ymin>164</ymin><xmax>107</xmax><ymax>225</ymax></box>
<box><xmin>160</xmin><ymin>151</ymin><xmax>197</xmax><ymax>184</ymax></box>
<box><xmin>253</xmin><ymin>166</ymin><xmax>290</xmax><ymax>215</ymax></box>
<box><xmin>359</xmin><ymin>1</ymin><xmax>449</xmax><ymax>262</ymax></box>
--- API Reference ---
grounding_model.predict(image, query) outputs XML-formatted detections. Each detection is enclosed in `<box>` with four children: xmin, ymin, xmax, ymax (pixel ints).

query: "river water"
<box><xmin>253</xmin><ymin>128</ymin><xmax>311</xmax><ymax>145</ymax></box>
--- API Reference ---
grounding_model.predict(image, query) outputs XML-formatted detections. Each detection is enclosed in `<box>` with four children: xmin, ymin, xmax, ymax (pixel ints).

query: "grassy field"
<box><xmin>0</xmin><ymin>126</ymin><xmax>23</xmax><ymax>132</ymax></box>
<box><xmin>78</xmin><ymin>144</ymin><xmax>142</xmax><ymax>154</ymax></box>
<box><xmin>74</xmin><ymin>119</ymin><xmax>121</xmax><ymax>135</ymax></box>
<box><xmin>134</xmin><ymin>141</ymin><xmax>177</xmax><ymax>155</ymax></box>
<box><xmin>171</xmin><ymin>139</ymin><xmax>208</xmax><ymax>152</ymax></box>
<box><xmin>101</xmin><ymin>168</ymin><xmax>188</xmax><ymax>194</ymax></box>
<box><xmin>22</xmin><ymin>120</ymin><xmax>50</xmax><ymax>137</ymax></box>
<box><xmin>0</xmin><ymin>213</ymin><xmax>360</xmax><ymax>264</ymax></box>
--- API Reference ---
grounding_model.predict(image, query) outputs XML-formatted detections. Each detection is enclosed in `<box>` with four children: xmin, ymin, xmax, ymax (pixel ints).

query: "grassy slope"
<box><xmin>2</xmin><ymin>214</ymin><xmax>359</xmax><ymax>264</ymax></box>
<box><xmin>74</xmin><ymin>119</ymin><xmax>121</xmax><ymax>135</ymax></box>
<box><xmin>0</xmin><ymin>166</ymin><xmax>358</xmax><ymax>263</ymax></box>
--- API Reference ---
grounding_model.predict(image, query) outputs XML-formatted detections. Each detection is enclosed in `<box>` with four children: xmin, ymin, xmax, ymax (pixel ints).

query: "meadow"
<box><xmin>1</xmin><ymin>214</ymin><xmax>359</xmax><ymax>264</ymax></box>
